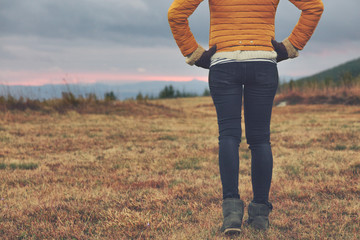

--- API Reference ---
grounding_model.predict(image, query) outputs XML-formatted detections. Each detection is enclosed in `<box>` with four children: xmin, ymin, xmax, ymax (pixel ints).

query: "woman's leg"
<box><xmin>243</xmin><ymin>61</ymin><xmax>278</xmax><ymax>204</ymax></box>
<box><xmin>209</xmin><ymin>63</ymin><xmax>244</xmax><ymax>199</ymax></box>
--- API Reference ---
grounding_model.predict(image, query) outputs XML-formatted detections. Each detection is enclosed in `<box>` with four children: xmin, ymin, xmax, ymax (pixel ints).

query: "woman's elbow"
<box><xmin>316</xmin><ymin>0</ymin><xmax>324</xmax><ymax>15</ymax></box>
<box><xmin>168</xmin><ymin>7</ymin><xmax>177</xmax><ymax>23</ymax></box>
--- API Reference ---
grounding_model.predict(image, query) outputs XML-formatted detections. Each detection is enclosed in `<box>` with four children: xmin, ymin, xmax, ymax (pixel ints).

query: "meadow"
<box><xmin>0</xmin><ymin>97</ymin><xmax>359</xmax><ymax>239</ymax></box>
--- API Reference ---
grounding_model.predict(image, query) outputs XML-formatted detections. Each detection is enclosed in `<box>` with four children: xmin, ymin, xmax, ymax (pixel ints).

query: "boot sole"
<box><xmin>249</xmin><ymin>223</ymin><xmax>268</xmax><ymax>230</ymax></box>
<box><xmin>224</xmin><ymin>227</ymin><xmax>242</xmax><ymax>235</ymax></box>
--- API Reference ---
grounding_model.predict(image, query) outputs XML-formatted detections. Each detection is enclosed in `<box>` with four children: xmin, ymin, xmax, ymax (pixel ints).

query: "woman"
<box><xmin>168</xmin><ymin>0</ymin><xmax>323</xmax><ymax>234</ymax></box>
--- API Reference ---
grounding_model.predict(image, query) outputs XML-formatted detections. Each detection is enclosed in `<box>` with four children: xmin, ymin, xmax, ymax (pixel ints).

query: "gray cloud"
<box><xmin>0</xmin><ymin>0</ymin><xmax>359</xmax><ymax>85</ymax></box>
<box><xmin>275</xmin><ymin>1</ymin><xmax>360</xmax><ymax>43</ymax></box>
<box><xmin>0</xmin><ymin>0</ymin><xmax>172</xmax><ymax>45</ymax></box>
<box><xmin>1</xmin><ymin>0</ymin><xmax>359</xmax><ymax>46</ymax></box>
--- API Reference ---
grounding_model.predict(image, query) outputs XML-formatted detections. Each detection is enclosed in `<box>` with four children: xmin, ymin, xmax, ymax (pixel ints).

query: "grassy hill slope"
<box><xmin>277</xmin><ymin>57</ymin><xmax>360</xmax><ymax>105</ymax></box>
<box><xmin>297</xmin><ymin>57</ymin><xmax>360</xmax><ymax>84</ymax></box>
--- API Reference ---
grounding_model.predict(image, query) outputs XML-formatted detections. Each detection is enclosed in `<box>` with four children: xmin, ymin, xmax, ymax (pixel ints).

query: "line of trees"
<box><xmin>135</xmin><ymin>85</ymin><xmax>210</xmax><ymax>101</ymax></box>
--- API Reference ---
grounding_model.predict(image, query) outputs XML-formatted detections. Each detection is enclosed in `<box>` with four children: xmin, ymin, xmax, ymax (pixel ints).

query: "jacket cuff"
<box><xmin>185</xmin><ymin>46</ymin><xmax>205</xmax><ymax>66</ymax></box>
<box><xmin>283</xmin><ymin>38</ymin><xmax>299</xmax><ymax>59</ymax></box>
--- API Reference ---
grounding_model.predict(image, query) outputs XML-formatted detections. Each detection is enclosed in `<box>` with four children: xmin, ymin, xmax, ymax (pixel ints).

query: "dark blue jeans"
<box><xmin>208</xmin><ymin>61</ymin><xmax>278</xmax><ymax>204</ymax></box>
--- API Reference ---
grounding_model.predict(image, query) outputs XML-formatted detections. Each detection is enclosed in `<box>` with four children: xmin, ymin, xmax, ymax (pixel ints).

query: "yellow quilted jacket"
<box><xmin>168</xmin><ymin>0</ymin><xmax>324</xmax><ymax>56</ymax></box>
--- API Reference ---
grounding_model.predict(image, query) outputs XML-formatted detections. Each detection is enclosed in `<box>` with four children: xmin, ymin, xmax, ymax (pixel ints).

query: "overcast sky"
<box><xmin>1</xmin><ymin>0</ymin><xmax>359</xmax><ymax>85</ymax></box>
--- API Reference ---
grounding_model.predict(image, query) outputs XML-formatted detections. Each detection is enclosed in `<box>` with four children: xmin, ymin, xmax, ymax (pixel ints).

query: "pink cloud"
<box><xmin>0</xmin><ymin>71</ymin><xmax>208</xmax><ymax>86</ymax></box>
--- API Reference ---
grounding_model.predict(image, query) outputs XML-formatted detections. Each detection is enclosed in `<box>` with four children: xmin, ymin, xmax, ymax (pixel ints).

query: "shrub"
<box><xmin>8</xmin><ymin>163</ymin><xmax>39</xmax><ymax>170</ymax></box>
<box><xmin>0</xmin><ymin>163</ymin><xmax>6</xmax><ymax>170</ymax></box>
<box><xmin>61</xmin><ymin>92</ymin><xmax>79</xmax><ymax>106</ymax></box>
<box><xmin>104</xmin><ymin>91</ymin><xmax>117</xmax><ymax>101</ymax></box>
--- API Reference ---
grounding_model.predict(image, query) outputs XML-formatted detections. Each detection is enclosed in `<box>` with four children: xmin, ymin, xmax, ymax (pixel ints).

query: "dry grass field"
<box><xmin>0</xmin><ymin>97</ymin><xmax>359</xmax><ymax>239</ymax></box>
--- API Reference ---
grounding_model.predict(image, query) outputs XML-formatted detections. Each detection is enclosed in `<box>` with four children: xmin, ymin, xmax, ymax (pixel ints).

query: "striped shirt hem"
<box><xmin>210</xmin><ymin>58</ymin><xmax>277</xmax><ymax>67</ymax></box>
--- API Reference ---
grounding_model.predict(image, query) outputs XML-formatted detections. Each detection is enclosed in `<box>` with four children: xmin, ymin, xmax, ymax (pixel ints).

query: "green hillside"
<box><xmin>277</xmin><ymin>57</ymin><xmax>360</xmax><ymax>105</ymax></box>
<box><xmin>296</xmin><ymin>57</ymin><xmax>360</xmax><ymax>84</ymax></box>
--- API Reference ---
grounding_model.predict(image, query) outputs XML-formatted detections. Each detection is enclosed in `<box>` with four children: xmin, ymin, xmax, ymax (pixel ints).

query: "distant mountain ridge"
<box><xmin>0</xmin><ymin>80</ymin><xmax>209</xmax><ymax>100</ymax></box>
<box><xmin>296</xmin><ymin>57</ymin><xmax>360</xmax><ymax>83</ymax></box>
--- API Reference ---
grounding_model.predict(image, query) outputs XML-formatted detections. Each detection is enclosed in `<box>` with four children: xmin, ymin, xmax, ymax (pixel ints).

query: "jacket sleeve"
<box><xmin>168</xmin><ymin>0</ymin><xmax>204</xmax><ymax>57</ymax></box>
<box><xmin>287</xmin><ymin>0</ymin><xmax>324</xmax><ymax>50</ymax></box>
